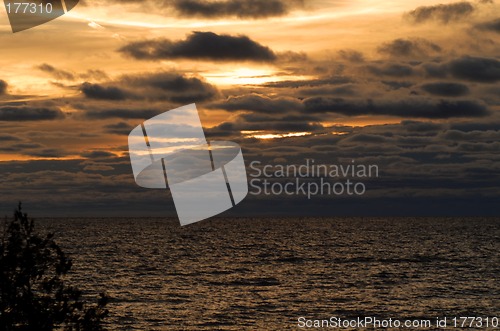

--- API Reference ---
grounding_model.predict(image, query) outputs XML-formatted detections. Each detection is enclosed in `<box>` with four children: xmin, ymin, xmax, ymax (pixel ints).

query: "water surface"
<box><xmin>39</xmin><ymin>217</ymin><xmax>500</xmax><ymax>330</ymax></box>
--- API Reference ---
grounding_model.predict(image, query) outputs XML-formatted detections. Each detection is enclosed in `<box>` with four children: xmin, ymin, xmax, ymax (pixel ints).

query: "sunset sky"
<box><xmin>0</xmin><ymin>0</ymin><xmax>499</xmax><ymax>216</ymax></box>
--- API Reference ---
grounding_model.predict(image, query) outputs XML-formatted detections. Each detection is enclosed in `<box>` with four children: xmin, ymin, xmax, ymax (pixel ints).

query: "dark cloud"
<box><xmin>81</xmin><ymin>150</ymin><xmax>117</xmax><ymax>159</ymax></box>
<box><xmin>400</xmin><ymin>120</ymin><xmax>445</xmax><ymax>133</ymax></box>
<box><xmin>172</xmin><ymin>0</ymin><xmax>302</xmax><ymax>19</ymax></box>
<box><xmin>367</xmin><ymin>64</ymin><xmax>414</xmax><ymax>77</ymax></box>
<box><xmin>262</xmin><ymin>76</ymin><xmax>353</xmax><ymax>88</ymax></box>
<box><xmin>82</xmin><ymin>107</ymin><xmax>163</xmax><ymax>120</ymax></box>
<box><xmin>298</xmin><ymin>84</ymin><xmax>357</xmax><ymax>97</ymax></box>
<box><xmin>303</xmin><ymin>97</ymin><xmax>489</xmax><ymax>119</ymax></box>
<box><xmin>0</xmin><ymin>134</ymin><xmax>21</xmax><ymax>141</ymax></box>
<box><xmin>405</xmin><ymin>1</ymin><xmax>475</xmax><ymax>24</ymax></box>
<box><xmin>124</xmin><ymin>72</ymin><xmax>218</xmax><ymax>103</ymax></box>
<box><xmin>475</xmin><ymin>18</ymin><xmax>500</xmax><ymax>32</ymax></box>
<box><xmin>450</xmin><ymin>121</ymin><xmax>500</xmax><ymax>131</ymax></box>
<box><xmin>421</xmin><ymin>82</ymin><xmax>470</xmax><ymax>97</ymax></box>
<box><xmin>80</xmin><ymin>83</ymin><xmax>130</xmax><ymax>100</ymax></box>
<box><xmin>423</xmin><ymin>62</ymin><xmax>449</xmax><ymax>78</ymax></box>
<box><xmin>25</xmin><ymin>148</ymin><xmax>67</xmax><ymax>158</ymax></box>
<box><xmin>209</xmin><ymin>94</ymin><xmax>303</xmax><ymax>113</ymax></box>
<box><xmin>119</xmin><ymin>32</ymin><xmax>277</xmax><ymax>62</ymax></box>
<box><xmin>79</xmin><ymin>72</ymin><xmax>218</xmax><ymax>104</ymax></box>
<box><xmin>338</xmin><ymin>49</ymin><xmax>365</xmax><ymax>63</ymax></box>
<box><xmin>448</xmin><ymin>56</ymin><xmax>500</xmax><ymax>83</ymax></box>
<box><xmin>103</xmin><ymin>122</ymin><xmax>134</xmax><ymax>135</ymax></box>
<box><xmin>0</xmin><ymin>80</ymin><xmax>7</xmax><ymax>95</ymax></box>
<box><xmin>80</xmin><ymin>69</ymin><xmax>109</xmax><ymax>81</ymax></box>
<box><xmin>37</xmin><ymin>63</ymin><xmax>75</xmax><ymax>81</ymax></box>
<box><xmin>382</xmin><ymin>81</ymin><xmax>415</xmax><ymax>90</ymax></box>
<box><xmin>378</xmin><ymin>38</ymin><xmax>441</xmax><ymax>57</ymax></box>
<box><xmin>423</xmin><ymin>56</ymin><xmax>500</xmax><ymax>82</ymax></box>
<box><xmin>208</xmin><ymin>114</ymin><xmax>323</xmax><ymax>134</ymax></box>
<box><xmin>0</xmin><ymin>106</ymin><xmax>65</xmax><ymax>121</ymax></box>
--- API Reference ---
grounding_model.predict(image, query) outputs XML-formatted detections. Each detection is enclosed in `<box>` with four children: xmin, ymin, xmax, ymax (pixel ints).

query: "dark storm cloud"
<box><xmin>80</xmin><ymin>83</ymin><xmax>130</xmax><ymax>100</ymax></box>
<box><xmin>119</xmin><ymin>32</ymin><xmax>277</xmax><ymax>62</ymax></box>
<box><xmin>475</xmin><ymin>18</ymin><xmax>500</xmax><ymax>32</ymax></box>
<box><xmin>37</xmin><ymin>64</ymin><xmax>75</xmax><ymax>81</ymax></box>
<box><xmin>124</xmin><ymin>72</ymin><xmax>218</xmax><ymax>103</ymax></box>
<box><xmin>0</xmin><ymin>106</ymin><xmax>65</xmax><ymax>121</ymax></box>
<box><xmin>172</xmin><ymin>0</ymin><xmax>302</xmax><ymax>19</ymax></box>
<box><xmin>421</xmin><ymin>82</ymin><xmax>470</xmax><ymax>97</ymax></box>
<box><xmin>366</xmin><ymin>64</ymin><xmax>414</xmax><ymax>77</ymax></box>
<box><xmin>378</xmin><ymin>38</ymin><xmax>441</xmax><ymax>57</ymax></box>
<box><xmin>0</xmin><ymin>80</ymin><xmax>7</xmax><ymax>95</ymax></box>
<box><xmin>303</xmin><ymin>97</ymin><xmax>489</xmax><ymax>119</ymax></box>
<box><xmin>448</xmin><ymin>56</ymin><xmax>500</xmax><ymax>83</ymax></box>
<box><xmin>405</xmin><ymin>1</ymin><xmax>475</xmax><ymax>24</ymax></box>
<box><xmin>209</xmin><ymin>94</ymin><xmax>303</xmax><ymax>113</ymax></box>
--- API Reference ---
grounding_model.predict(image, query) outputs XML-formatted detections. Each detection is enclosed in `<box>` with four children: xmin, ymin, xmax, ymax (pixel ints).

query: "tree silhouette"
<box><xmin>0</xmin><ymin>203</ymin><xmax>109</xmax><ymax>331</ymax></box>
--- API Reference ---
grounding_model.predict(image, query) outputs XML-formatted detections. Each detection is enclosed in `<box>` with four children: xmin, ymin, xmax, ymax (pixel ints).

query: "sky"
<box><xmin>0</xmin><ymin>0</ymin><xmax>499</xmax><ymax>217</ymax></box>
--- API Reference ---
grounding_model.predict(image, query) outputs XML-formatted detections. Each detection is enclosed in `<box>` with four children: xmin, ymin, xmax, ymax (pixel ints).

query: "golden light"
<box><xmin>242</xmin><ymin>131</ymin><xmax>312</xmax><ymax>140</ymax></box>
<box><xmin>205</xmin><ymin>67</ymin><xmax>311</xmax><ymax>86</ymax></box>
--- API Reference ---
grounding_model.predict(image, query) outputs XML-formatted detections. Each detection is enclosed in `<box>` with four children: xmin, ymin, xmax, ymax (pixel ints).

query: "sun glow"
<box><xmin>206</xmin><ymin>68</ymin><xmax>311</xmax><ymax>86</ymax></box>
<box><xmin>242</xmin><ymin>131</ymin><xmax>312</xmax><ymax>140</ymax></box>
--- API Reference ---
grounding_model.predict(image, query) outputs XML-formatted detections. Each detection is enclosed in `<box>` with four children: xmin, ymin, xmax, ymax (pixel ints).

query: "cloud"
<box><xmin>367</xmin><ymin>64</ymin><xmax>414</xmax><ymax>77</ymax></box>
<box><xmin>451</xmin><ymin>121</ymin><xmax>500</xmax><ymax>131</ymax></box>
<box><xmin>37</xmin><ymin>64</ymin><xmax>75</xmax><ymax>81</ymax></box>
<box><xmin>475</xmin><ymin>18</ymin><xmax>500</xmax><ymax>32</ymax></box>
<box><xmin>448</xmin><ymin>56</ymin><xmax>500</xmax><ymax>83</ymax></box>
<box><xmin>209</xmin><ymin>94</ymin><xmax>303</xmax><ymax>113</ymax></box>
<box><xmin>124</xmin><ymin>72</ymin><xmax>218</xmax><ymax>103</ymax></box>
<box><xmin>119</xmin><ymin>31</ymin><xmax>277</xmax><ymax>62</ymax></box>
<box><xmin>80</xmin><ymin>83</ymin><xmax>130</xmax><ymax>100</ymax></box>
<box><xmin>338</xmin><ymin>49</ymin><xmax>365</xmax><ymax>63</ymax></box>
<box><xmin>80</xmin><ymin>150</ymin><xmax>117</xmax><ymax>159</ymax></box>
<box><xmin>262</xmin><ymin>76</ymin><xmax>353</xmax><ymax>88</ymax></box>
<box><xmin>303</xmin><ymin>97</ymin><xmax>489</xmax><ymax>119</ymax></box>
<box><xmin>208</xmin><ymin>114</ymin><xmax>323</xmax><ymax>134</ymax></box>
<box><xmin>25</xmin><ymin>148</ymin><xmax>67</xmax><ymax>158</ymax></box>
<box><xmin>421</xmin><ymin>82</ymin><xmax>470</xmax><ymax>97</ymax></box>
<box><xmin>171</xmin><ymin>0</ymin><xmax>302</xmax><ymax>19</ymax></box>
<box><xmin>79</xmin><ymin>69</ymin><xmax>109</xmax><ymax>81</ymax></box>
<box><xmin>0</xmin><ymin>80</ymin><xmax>7</xmax><ymax>95</ymax></box>
<box><xmin>0</xmin><ymin>106</ymin><xmax>65</xmax><ymax>121</ymax></box>
<box><xmin>378</xmin><ymin>38</ymin><xmax>441</xmax><ymax>57</ymax></box>
<box><xmin>79</xmin><ymin>72</ymin><xmax>218</xmax><ymax>104</ymax></box>
<box><xmin>81</xmin><ymin>107</ymin><xmax>163</xmax><ymax>120</ymax></box>
<box><xmin>103</xmin><ymin>122</ymin><xmax>134</xmax><ymax>135</ymax></box>
<box><xmin>405</xmin><ymin>1</ymin><xmax>475</xmax><ymax>24</ymax></box>
<box><xmin>382</xmin><ymin>81</ymin><xmax>415</xmax><ymax>90</ymax></box>
<box><xmin>0</xmin><ymin>133</ymin><xmax>21</xmax><ymax>141</ymax></box>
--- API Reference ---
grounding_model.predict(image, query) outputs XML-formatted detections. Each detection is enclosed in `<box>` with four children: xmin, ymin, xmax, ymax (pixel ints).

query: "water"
<box><xmin>38</xmin><ymin>217</ymin><xmax>499</xmax><ymax>330</ymax></box>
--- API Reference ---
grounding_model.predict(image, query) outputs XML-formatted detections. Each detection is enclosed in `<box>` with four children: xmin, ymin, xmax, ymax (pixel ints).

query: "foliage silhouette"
<box><xmin>0</xmin><ymin>203</ymin><xmax>108</xmax><ymax>331</ymax></box>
